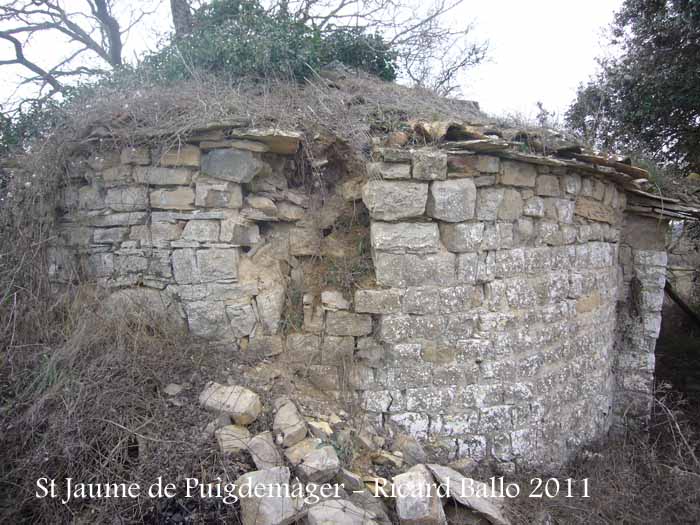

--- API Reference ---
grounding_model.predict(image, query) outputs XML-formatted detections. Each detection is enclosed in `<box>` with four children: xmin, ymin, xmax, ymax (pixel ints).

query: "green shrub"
<box><xmin>141</xmin><ymin>0</ymin><xmax>397</xmax><ymax>82</ymax></box>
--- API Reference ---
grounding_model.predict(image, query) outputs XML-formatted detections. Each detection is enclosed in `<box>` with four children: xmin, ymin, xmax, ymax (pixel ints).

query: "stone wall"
<box><xmin>354</xmin><ymin>149</ymin><xmax>627</xmax><ymax>470</ymax></box>
<box><xmin>48</xmin><ymin>133</ymin><xmax>666</xmax><ymax>470</ymax></box>
<box><xmin>50</xmin><ymin>133</ymin><xmax>311</xmax><ymax>341</ymax></box>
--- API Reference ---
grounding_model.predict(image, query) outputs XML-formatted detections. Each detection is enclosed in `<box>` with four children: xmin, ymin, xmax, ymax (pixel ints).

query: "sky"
<box><xmin>0</xmin><ymin>0</ymin><xmax>623</xmax><ymax>118</ymax></box>
<box><xmin>458</xmin><ymin>0</ymin><xmax>623</xmax><ymax>119</ymax></box>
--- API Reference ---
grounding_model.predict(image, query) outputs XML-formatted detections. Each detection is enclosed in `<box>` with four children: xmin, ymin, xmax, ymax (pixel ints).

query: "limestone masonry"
<box><xmin>48</xmin><ymin>123</ymin><xmax>671</xmax><ymax>470</ymax></box>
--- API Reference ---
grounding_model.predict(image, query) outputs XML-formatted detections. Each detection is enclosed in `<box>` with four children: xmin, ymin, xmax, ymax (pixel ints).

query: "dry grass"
<box><xmin>507</xmin><ymin>388</ymin><xmax>700</xmax><ymax>525</ymax></box>
<box><xmin>0</xmin><ymin>288</ymin><xmax>263</xmax><ymax>524</ymax></box>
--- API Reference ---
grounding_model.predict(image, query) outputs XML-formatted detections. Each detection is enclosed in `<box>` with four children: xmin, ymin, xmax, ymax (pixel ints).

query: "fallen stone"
<box><xmin>247</xmin><ymin>431</ymin><xmax>284</xmax><ymax>470</ymax></box>
<box><xmin>426</xmin><ymin>464</ymin><xmax>510</xmax><ymax>525</ymax></box>
<box><xmin>393</xmin><ymin>464</ymin><xmax>447</xmax><ymax>525</ymax></box>
<box><xmin>285</xmin><ymin>437</ymin><xmax>323</xmax><ymax>465</ymax></box>
<box><xmin>336</xmin><ymin>469</ymin><xmax>365</xmax><ymax>492</ymax></box>
<box><xmin>199</xmin><ymin>382</ymin><xmax>262</xmax><ymax>425</ymax></box>
<box><xmin>348</xmin><ymin>490</ymin><xmax>392</xmax><ymax>525</ymax></box>
<box><xmin>163</xmin><ymin>383</ymin><xmax>184</xmax><ymax>396</ymax></box>
<box><xmin>203</xmin><ymin>414</ymin><xmax>233</xmax><ymax>438</ymax></box>
<box><xmin>215</xmin><ymin>425</ymin><xmax>251</xmax><ymax>454</ymax></box>
<box><xmin>235</xmin><ymin>467</ymin><xmax>303</xmax><ymax>525</ymax></box>
<box><xmin>296</xmin><ymin>445</ymin><xmax>341</xmax><ymax>483</ymax></box>
<box><xmin>308</xmin><ymin>420</ymin><xmax>334</xmax><ymax>439</ymax></box>
<box><xmin>371</xmin><ymin>451</ymin><xmax>404</xmax><ymax>469</ymax></box>
<box><xmin>444</xmin><ymin>503</ymin><xmax>491</xmax><ymax>525</ymax></box>
<box><xmin>273</xmin><ymin>400</ymin><xmax>307</xmax><ymax>447</ymax></box>
<box><xmin>363</xmin><ymin>477</ymin><xmax>392</xmax><ymax>498</ymax></box>
<box><xmin>391</xmin><ymin>434</ymin><xmax>427</xmax><ymax>467</ymax></box>
<box><xmin>290</xmin><ymin>226</ymin><xmax>321</xmax><ymax>255</ymax></box>
<box><xmin>307</xmin><ymin>499</ymin><xmax>378</xmax><ymax>525</ymax></box>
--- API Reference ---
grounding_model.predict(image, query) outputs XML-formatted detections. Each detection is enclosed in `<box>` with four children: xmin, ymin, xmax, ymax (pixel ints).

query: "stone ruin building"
<box><xmin>46</xmin><ymin>115</ymin><xmax>700</xmax><ymax>472</ymax></box>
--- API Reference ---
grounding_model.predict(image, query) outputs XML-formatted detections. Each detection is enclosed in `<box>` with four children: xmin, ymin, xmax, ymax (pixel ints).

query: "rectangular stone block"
<box><xmin>574</xmin><ymin>197</ymin><xmax>617</xmax><ymax>224</ymax></box>
<box><xmin>439</xmin><ymin>285</ymin><xmax>483</xmax><ymax>313</ymax></box>
<box><xmin>405</xmin><ymin>386</ymin><xmax>456</xmax><ymax>412</ymax></box>
<box><xmin>449</xmin><ymin>154</ymin><xmax>500</xmax><ymax>174</ymax></box>
<box><xmin>403</xmin><ymin>251</ymin><xmax>456</xmax><ymax>287</ymax></box>
<box><xmin>476</xmin><ymin>188</ymin><xmax>504</xmax><ymax>220</ymax></box>
<box><xmin>480</xmin><ymin>222</ymin><xmax>513</xmax><ymax>250</ymax></box>
<box><xmin>150</xmin><ymin>187</ymin><xmax>195</xmax><ymax>210</ymax></box>
<box><xmin>504</xmin><ymin>278</ymin><xmax>539</xmax><ymax>308</ymax></box>
<box><xmin>220</xmin><ymin>219</ymin><xmax>260</xmax><ymax>246</ymax></box>
<box><xmin>412</xmin><ymin>149</ymin><xmax>447</xmax><ymax>180</ymax></box>
<box><xmin>325</xmin><ymin>311</ymin><xmax>372</xmax><ymax>336</ymax></box>
<box><xmin>426</xmin><ymin>179</ymin><xmax>476</xmax><ymax>222</ymax></box>
<box><xmin>362</xmin><ymin>180</ymin><xmax>428</xmax><ymax>221</ymax></box>
<box><xmin>158</xmin><ymin>144</ymin><xmax>201</xmax><ymax>167</ymax></box>
<box><xmin>403</xmin><ymin>286</ymin><xmax>440</xmax><ymax>314</ymax></box>
<box><xmin>134</xmin><ymin>167</ymin><xmax>192</xmax><ymax>185</ymax></box>
<box><xmin>493</xmin><ymin>248</ymin><xmax>526</xmax><ymax>276</ymax></box>
<box><xmin>182</xmin><ymin>219</ymin><xmax>220</xmax><ymax>242</ymax></box>
<box><xmin>93</xmin><ymin>227</ymin><xmax>128</xmax><ymax>244</ymax></box>
<box><xmin>371</xmin><ymin>221</ymin><xmax>439</xmax><ymax>254</ymax></box>
<box><xmin>195</xmin><ymin>177</ymin><xmax>243</xmax><ymax>208</ymax></box>
<box><xmin>440</xmin><ymin>222</ymin><xmax>483</xmax><ymax>253</ymax></box>
<box><xmin>105</xmin><ymin>185</ymin><xmax>148</xmax><ymax>212</ymax></box>
<box><xmin>172</xmin><ymin>248</ymin><xmax>238</xmax><ymax>283</ymax></box>
<box><xmin>500</xmin><ymin>161</ymin><xmax>537</xmax><ymax>187</ymax></box>
<box><xmin>354</xmin><ymin>289</ymin><xmax>402</xmax><ymax>314</ymax></box>
<box><xmin>535</xmin><ymin>175</ymin><xmax>561</xmax><ymax>196</ymax></box>
<box><xmin>86</xmin><ymin>252</ymin><xmax>114</xmax><ymax>277</ymax></box>
<box><xmin>367</xmin><ymin>161</ymin><xmax>411</xmax><ymax>179</ymax></box>
<box><xmin>457</xmin><ymin>252</ymin><xmax>479</xmax><ymax>284</ymax></box>
<box><xmin>497</xmin><ymin>188</ymin><xmax>523</xmax><ymax>220</ymax></box>
<box><xmin>88</xmin><ymin>212</ymin><xmax>148</xmax><ymax>227</ymax></box>
<box><xmin>373</xmin><ymin>250</ymin><xmax>456</xmax><ymax>288</ymax></box>
<box><xmin>201</xmin><ymin>149</ymin><xmax>266</xmax><ymax>183</ymax></box>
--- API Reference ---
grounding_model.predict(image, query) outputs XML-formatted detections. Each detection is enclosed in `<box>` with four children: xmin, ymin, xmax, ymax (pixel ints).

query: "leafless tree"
<box><xmin>0</xmin><ymin>0</ymin><xmax>165</xmax><ymax>101</ymax></box>
<box><xmin>0</xmin><ymin>0</ymin><xmax>485</xmax><ymax>105</ymax></box>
